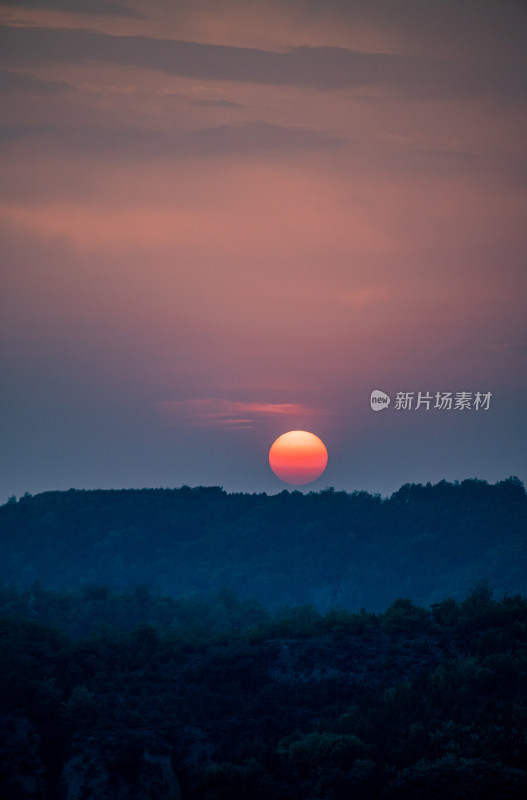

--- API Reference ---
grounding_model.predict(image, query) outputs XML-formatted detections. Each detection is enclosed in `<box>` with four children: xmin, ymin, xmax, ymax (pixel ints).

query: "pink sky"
<box><xmin>1</xmin><ymin>0</ymin><xmax>526</xmax><ymax>498</ymax></box>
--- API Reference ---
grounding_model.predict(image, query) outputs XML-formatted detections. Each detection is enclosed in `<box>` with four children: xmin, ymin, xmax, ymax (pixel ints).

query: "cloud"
<box><xmin>157</xmin><ymin>399</ymin><xmax>324</xmax><ymax>429</ymax></box>
<box><xmin>176</xmin><ymin>120</ymin><xmax>346</xmax><ymax>156</ymax></box>
<box><xmin>189</xmin><ymin>98</ymin><xmax>244</xmax><ymax>108</ymax></box>
<box><xmin>0</xmin><ymin>70</ymin><xmax>70</xmax><ymax>95</ymax></box>
<box><xmin>373</xmin><ymin>144</ymin><xmax>480</xmax><ymax>180</ymax></box>
<box><xmin>0</xmin><ymin>0</ymin><xmax>141</xmax><ymax>17</ymax></box>
<box><xmin>488</xmin><ymin>342</ymin><xmax>527</xmax><ymax>358</ymax></box>
<box><xmin>0</xmin><ymin>120</ymin><xmax>346</xmax><ymax>158</ymax></box>
<box><xmin>188</xmin><ymin>85</ymin><xmax>244</xmax><ymax>108</ymax></box>
<box><xmin>1</xmin><ymin>24</ymin><xmax>524</xmax><ymax>101</ymax></box>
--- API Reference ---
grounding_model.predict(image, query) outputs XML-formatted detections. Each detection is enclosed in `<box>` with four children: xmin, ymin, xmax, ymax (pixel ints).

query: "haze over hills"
<box><xmin>1</xmin><ymin>477</ymin><xmax>525</xmax><ymax>611</ymax></box>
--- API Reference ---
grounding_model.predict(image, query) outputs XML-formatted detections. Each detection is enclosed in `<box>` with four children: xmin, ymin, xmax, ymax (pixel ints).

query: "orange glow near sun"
<box><xmin>269</xmin><ymin>430</ymin><xmax>328</xmax><ymax>485</ymax></box>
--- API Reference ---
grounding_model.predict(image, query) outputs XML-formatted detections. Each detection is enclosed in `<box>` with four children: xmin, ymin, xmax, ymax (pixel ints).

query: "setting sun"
<box><xmin>269</xmin><ymin>430</ymin><xmax>328</xmax><ymax>485</ymax></box>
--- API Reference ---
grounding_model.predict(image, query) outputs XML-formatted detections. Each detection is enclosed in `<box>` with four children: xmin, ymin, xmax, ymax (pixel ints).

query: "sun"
<box><xmin>269</xmin><ymin>430</ymin><xmax>328</xmax><ymax>486</ymax></box>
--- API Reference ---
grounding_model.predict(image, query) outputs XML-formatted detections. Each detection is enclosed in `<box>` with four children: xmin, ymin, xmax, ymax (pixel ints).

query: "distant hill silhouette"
<box><xmin>1</xmin><ymin>477</ymin><xmax>525</xmax><ymax>611</ymax></box>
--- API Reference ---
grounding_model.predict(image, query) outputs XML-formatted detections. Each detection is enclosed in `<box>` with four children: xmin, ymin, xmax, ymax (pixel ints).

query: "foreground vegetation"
<box><xmin>1</xmin><ymin>583</ymin><xmax>527</xmax><ymax>798</ymax></box>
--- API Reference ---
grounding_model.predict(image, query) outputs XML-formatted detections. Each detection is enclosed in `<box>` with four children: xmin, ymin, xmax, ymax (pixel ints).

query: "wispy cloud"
<box><xmin>0</xmin><ymin>0</ymin><xmax>141</xmax><ymax>18</ymax></box>
<box><xmin>488</xmin><ymin>342</ymin><xmax>527</xmax><ymax>358</ymax></box>
<box><xmin>189</xmin><ymin>98</ymin><xmax>244</xmax><ymax>108</ymax></box>
<box><xmin>0</xmin><ymin>120</ymin><xmax>346</xmax><ymax>158</ymax></box>
<box><xmin>0</xmin><ymin>70</ymin><xmax>70</xmax><ymax>95</ymax></box>
<box><xmin>1</xmin><ymin>24</ymin><xmax>524</xmax><ymax>101</ymax></box>
<box><xmin>157</xmin><ymin>398</ymin><xmax>324</xmax><ymax>429</ymax></box>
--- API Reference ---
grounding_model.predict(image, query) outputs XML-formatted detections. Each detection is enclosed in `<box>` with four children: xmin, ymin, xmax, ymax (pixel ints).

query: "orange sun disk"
<box><xmin>269</xmin><ymin>430</ymin><xmax>328</xmax><ymax>486</ymax></box>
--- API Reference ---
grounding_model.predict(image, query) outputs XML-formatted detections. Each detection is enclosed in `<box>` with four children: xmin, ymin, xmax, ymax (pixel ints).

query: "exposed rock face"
<box><xmin>59</xmin><ymin>735</ymin><xmax>181</xmax><ymax>800</ymax></box>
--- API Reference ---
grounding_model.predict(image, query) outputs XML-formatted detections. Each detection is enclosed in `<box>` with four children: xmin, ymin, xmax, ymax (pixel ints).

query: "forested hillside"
<box><xmin>2</xmin><ymin>479</ymin><xmax>526</xmax><ymax>797</ymax></box>
<box><xmin>1</xmin><ymin>478</ymin><xmax>525</xmax><ymax>610</ymax></box>
<box><xmin>1</xmin><ymin>585</ymin><xmax>526</xmax><ymax>798</ymax></box>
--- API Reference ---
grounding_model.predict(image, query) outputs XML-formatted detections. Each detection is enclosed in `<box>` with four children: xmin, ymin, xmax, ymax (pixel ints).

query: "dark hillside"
<box><xmin>1</xmin><ymin>478</ymin><xmax>525</xmax><ymax>610</ymax></box>
<box><xmin>1</xmin><ymin>587</ymin><xmax>526</xmax><ymax>798</ymax></box>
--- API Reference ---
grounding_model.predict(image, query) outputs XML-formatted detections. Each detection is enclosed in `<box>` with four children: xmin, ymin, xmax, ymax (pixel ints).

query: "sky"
<box><xmin>1</xmin><ymin>0</ymin><xmax>526</xmax><ymax>501</ymax></box>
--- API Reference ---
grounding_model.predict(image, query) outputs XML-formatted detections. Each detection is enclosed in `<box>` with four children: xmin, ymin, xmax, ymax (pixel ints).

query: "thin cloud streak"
<box><xmin>0</xmin><ymin>0</ymin><xmax>141</xmax><ymax>18</ymax></box>
<box><xmin>0</xmin><ymin>70</ymin><xmax>70</xmax><ymax>94</ymax></box>
<box><xmin>0</xmin><ymin>120</ymin><xmax>346</xmax><ymax>158</ymax></box>
<box><xmin>1</xmin><ymin>24</ymin><xmax>525</xmax><ymax>101</ymax></box>
<box><xmin>488</xmin><ymin>343</ymin><xmax>527</xmax><ymax>358</ymax></box>
<box><xmin>157</xmin><ymin>399</ymin><xmax>326</xmax><ymax>429</ymax></box>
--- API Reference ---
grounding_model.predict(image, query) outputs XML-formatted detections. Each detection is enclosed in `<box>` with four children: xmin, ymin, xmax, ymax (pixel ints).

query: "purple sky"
<box><xmin>1</xmin><ymin>0</ymin><xmax>526</xmax><ymax>500</ymax></box>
